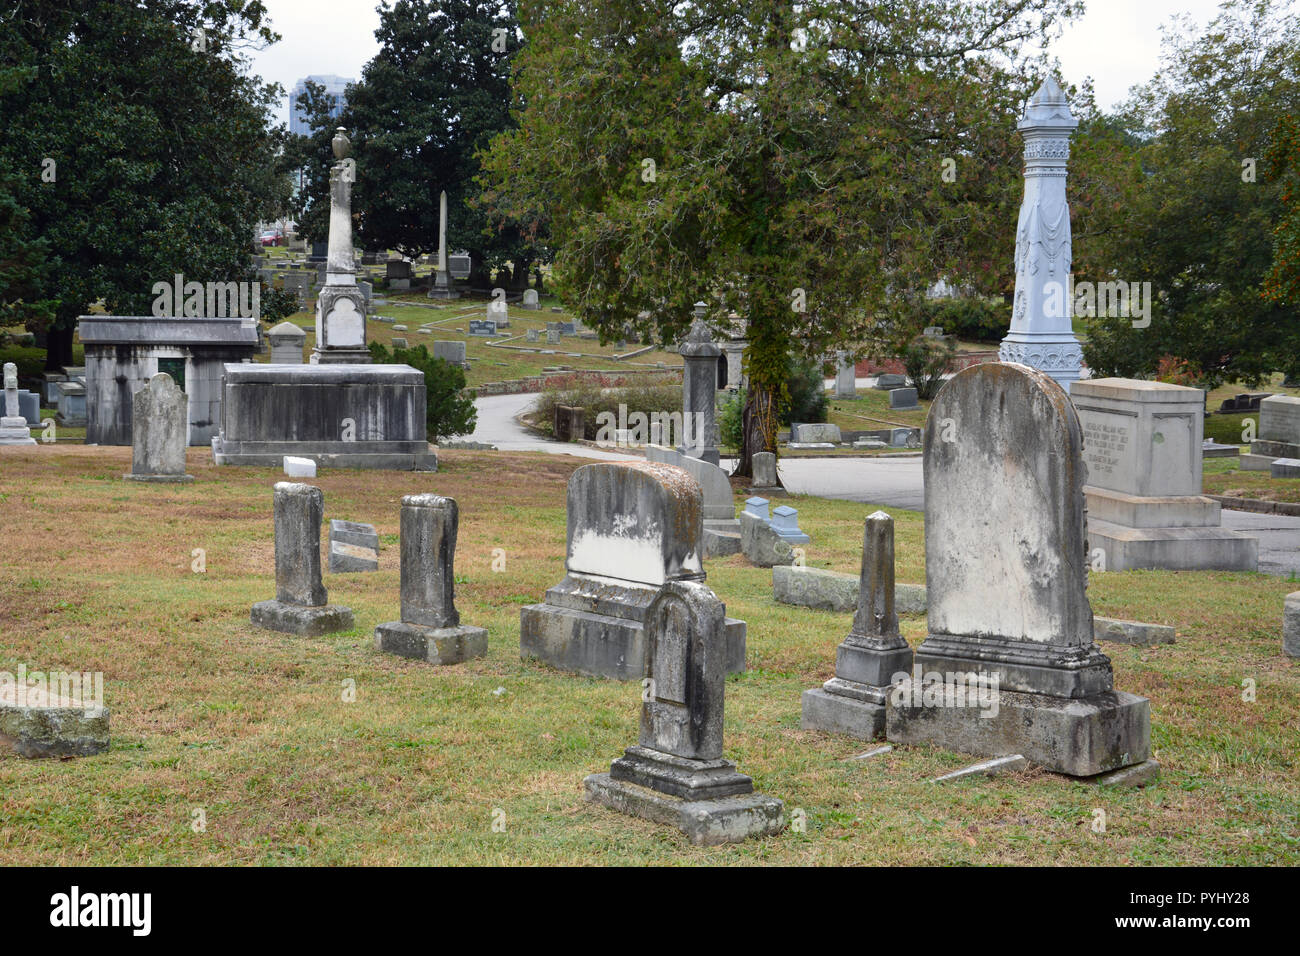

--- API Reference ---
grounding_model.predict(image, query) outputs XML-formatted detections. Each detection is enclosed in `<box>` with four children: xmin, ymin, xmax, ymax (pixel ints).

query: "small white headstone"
<box><xmin>284</xmin><ymin>456</ymin><xmax>317</xmax><ymax>477</ymax></box>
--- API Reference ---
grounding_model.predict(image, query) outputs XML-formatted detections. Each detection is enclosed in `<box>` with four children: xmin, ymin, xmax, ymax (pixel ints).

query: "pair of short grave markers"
<box><xmin>250</xmin><ymin>483</ymin><xmax>486</xmax><ymax>664</ymax></box>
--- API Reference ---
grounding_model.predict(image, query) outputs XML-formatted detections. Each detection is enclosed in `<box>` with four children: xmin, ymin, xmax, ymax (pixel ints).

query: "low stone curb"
<box><xmin>1204</xmin><ymin>494</ymin><xmax>1300</xmax><ymax>516</ymax></box>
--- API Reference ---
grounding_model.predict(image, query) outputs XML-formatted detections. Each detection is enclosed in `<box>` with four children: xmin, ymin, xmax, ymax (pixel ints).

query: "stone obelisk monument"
<box><xmin>997</xmin><ymin>77</ymin><xmax>1084</xmax><ymax>393</ymax></box>
<box><xmin>428</xmin><ymin>190</ymin><xmax>459</xmax><ymax>300</ymax></box>
<box><xmin>311</xmin><ymin>128</ymin><xmax>370</xmax><ymax>364</ymax></box>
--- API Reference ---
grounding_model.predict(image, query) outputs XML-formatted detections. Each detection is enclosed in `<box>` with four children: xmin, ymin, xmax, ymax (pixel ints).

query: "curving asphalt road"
<box><xmin>468</xmin><ymin>391</ymin><xmax>1300</xmax><ymax>576</ymax></box>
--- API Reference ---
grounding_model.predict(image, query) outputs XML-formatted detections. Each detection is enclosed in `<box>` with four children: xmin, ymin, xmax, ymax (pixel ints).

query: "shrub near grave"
<box><xmin>368</xmin><ymin>341</ymin><xmax>477</xmax><ymax>443</ymax></box>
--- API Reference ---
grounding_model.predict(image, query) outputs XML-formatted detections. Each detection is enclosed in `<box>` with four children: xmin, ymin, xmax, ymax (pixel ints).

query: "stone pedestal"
<box><xmin>0</xmin><ymin>363</ymin><xmax>37</xmax><ymax>445</ymax></box>
<box><xmin>802</xmin><ymin>511</ymin><xmax>913</xmax><ymax>739</ymax></box>
<box><xmin>520</xmin><ymin>461</ymin><xmax>745</xmax><ymax>679</ymax></box>
<box><xmin>677</xmin><ymin>304</ymin><xmax>721</xmax><ymax>465</ymax></box>
<box><xmin>250</xmin><ymin>483</ymin><xmax>354</xmax><ymax>636</ymax></box>
<box><xmin>123</xmin><ymin>373</ymin><xmax>193</xmax><ymax>482</ymax></box>
<box><xmin>583</xmin><ymin>581</ymin><xmax>784</xmax><ymax>845</ymax></box>
<box><xmin>886</xmin><ymin>363</ymin><xmax>1151</xmax><ymax>777</ymax></box>
<box><xmin>1073</xmin><ymin>378</ymin><xmax>1256</xmax><ymax>572</ymax></box>
<box><xmin>375</xmin><ymin>495</ymin><xmax>487</xmax><ymax>665</ymax></box>
<box><xmin>1242</xmin><ymin>395</ymin><xmax>1300</xmax><ymax>471</ymax></box>
<box><xmin>428</xmin><ymin>268</ymin><xmax>460</xmax><ymax>299</ymax></box>
<box><xmin>834</xmin><ymin>352</ymin><xmax>857</xmax><ymax>398</ymax></box>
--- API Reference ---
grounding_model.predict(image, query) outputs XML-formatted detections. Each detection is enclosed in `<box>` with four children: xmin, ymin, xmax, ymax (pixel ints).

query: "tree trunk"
<box><xmin>511</xmin><ymin>257</ymin><xmax>532</xmax><ymax>292</ymax></box>
<box><xmin>44</xmin><ymin>320</ymin><xmax>75</xmax><ymax>371</ymax></box>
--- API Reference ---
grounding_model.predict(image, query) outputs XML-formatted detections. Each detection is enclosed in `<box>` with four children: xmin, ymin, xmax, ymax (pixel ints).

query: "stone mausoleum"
<box><xmin>79</xmin><ymin>315</ymin><xmax>259</xmax><ymax>446</ymax></box>
<box><xmin>211</xmin><ymin>129</ymin><xmax>437</xmax><ymax>471</ymax></box>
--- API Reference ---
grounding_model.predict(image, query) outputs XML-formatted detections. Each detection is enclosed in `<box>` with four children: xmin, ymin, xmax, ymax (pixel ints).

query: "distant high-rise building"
<box><xmin>289</xmin><ymin>74</ymin><xmax>354</xmax><ymax>136</ymax></box>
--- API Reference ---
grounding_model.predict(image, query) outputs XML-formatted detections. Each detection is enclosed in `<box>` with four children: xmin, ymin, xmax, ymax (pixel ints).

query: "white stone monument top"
<box><xmin>3</xmin><ymin>362</ymin><xmax>16</xmax><ymax>415</ymax></box>
<box><xmin>998</xmin><ymin>77</ymin><xmax>1084</xmax><ymax>393</ymax></box>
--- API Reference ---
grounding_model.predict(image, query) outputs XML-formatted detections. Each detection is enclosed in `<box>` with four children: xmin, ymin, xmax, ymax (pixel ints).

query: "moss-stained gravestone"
<box><xmin>374</xmin><ymin>495</ymin><xmax>486</xmax><ymax>665</ymax></box>
<box><xmin>520</xmin><ymin>461</ymin><xmax>745</xmax><ymax>680</ymax></box>
<box><xmin>123</xmin><ymin>373</ymin><xmax>193</xmax><ymax>483</ymax></box>
<box><xmin>584</xmin><ymin>581</ymin><xmax>784</xmax><ymax>845</ymax></box>
<box><xmin>0</xmin><ymin>675</ymin><xmax>109</xmax><ymax>758</ymax></box>
<box><xmin>886</xmin><ymin>362</ymin><xmax>1153</xmax><ymax>778</ymax></box>
<box><xmin>250</xmin><ymin>483</ymin><xmax>354</xmax><ymax>636</ymax></box>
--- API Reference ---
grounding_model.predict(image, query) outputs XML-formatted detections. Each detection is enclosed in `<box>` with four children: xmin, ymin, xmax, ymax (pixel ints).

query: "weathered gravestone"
<box><xmin>16</xmin><ymin>390</ymin><xmax>39</xmax><ymax>426</ymax></box>
<box><xmin>1285</xmin><ymin>593</ymin><xmax>1300</xmax><ymax>658</ymax></box>
<box><xmin>123</xmin><ymin>373</ymin><xmax>193</xmax><ymax>482</ymax></box>
<box><xmin>469</xmin><ymin>319</ymin><xmax>497</xmax><ymax>337</ymax></box>
<box><xmin>250</xmin><ymin>483</ymin><xmax>354</xmax><ymax>636</ymax></box>
<box><xmin>677</xmin><ymin>304</ymin><xmax>721</xmax><ymax>464</ymax></box>
<box><xmin>520</xmin><ymin>461</ymin><xmax>745</xmax><ymax>679</ymax></box>
<box><xmin>526</xmin><ymin>329</ymin><xmax>539</xmax><ymax>343</ymax></box>
<box><xmin>750</xmin><ymin>452</ymin><xmax>782</xmax><ymax>495</ymax></box>
<box><xmin>0</xmin><ymin>363</ymin><xmax>36</xmax><ymax>445</ymax></box>
<box><xmin>553</xmin><ymin>404</ymin><xmax>585</xmax><ymax>443</ymax></box>
<box><xmin>0</xmin><ymin>677</ymin><xmax>110</xmax><ymax>758</ymax></box>
<box><xmin>834</xmin><ymin>352</ymin><xmax>856</xmax><ymax>399</ymax></box>
<box><xmin>329</xmin><ymin>519</ymin><xmax>378</xmax><ymax>572</ymax></box>
<box><xmin>375</xmin><ymin>495</ymin><xmax>487</xmax><ymax>665</ymax></box>
<box><xmin>645</xmin><ymin>444</ymin><xmax>741</xmax><ymax>556</ymax></box>
<box><xmin>886</xmin><ymin>363</ymin><xmax>1153</xmax><ymax>777</ymax></box>
<box><xmin>1073</xmin><ymin>378</ymin><xmax>1256</xmax><ymax>571</ymax></box>
<box><xmin>522</xmin><ymin>289</ymin><xmax>540</xmax><ymax>310</ymax></box>
<box><xmin>433</xmin><ymin>341</ymin><xmax>467</xmax><ymax>367</ymax></box>
<box><xmin>1242</xmin><ymin>394</ymin><xmax>1300</xmax><ymax>471</ymax></box>
<box><xmin>583</xmin><ymin>580</ymin><xmax>785</xmax><ymax>845</ymax></box>
<box><xmin>545</xmin><ymin>328</ymin><xmax>561</xmax><ymax>345</ymax></box>
<box><xmin>802</xmin><ymin>511</ymin><xmax>913</xmax><ymax>739</ymax></box>
<box><xmin>267</xmin><ymin>321</ymin><xmax>306</xmax><ymax>364</ymax></box>
<box><xmin>889</xmin><ymin>387</ymin><xmax>919</xmax><ymax>410</ymax></box>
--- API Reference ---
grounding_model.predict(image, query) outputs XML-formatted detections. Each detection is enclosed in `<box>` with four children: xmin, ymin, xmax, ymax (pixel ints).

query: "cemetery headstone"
<box><xmin>520</xmin><ymin>461</ymin><xmax>746</xmax><ymax>679</ymax></box>
<box><xmin>0</xmin><ymin>363</ymin><xmax>36</xmax><ymax>445</ymax></box>
<box><xmin>55</xmin><ymin>380</ymin><xmax>86</xmax><ymax>426</ymax></box>
<box><xmin>329</xmin><ymin>520</ymin><xmax>379</xmax><ymax>573</ymax></box>
<box><xmin>1242</xmin><ymin>394</ymin><xmax>1300</xmax><ymax>470</ymax></box>
<box><xmin>750</xmin><ymin>452</ymin><xmax>781</xmax><ymax>493</ymax></box>
<box><xmin>123</xmin><ymin>373</ymin><xmax>193</xmax><ymax>482</ymax></box>
<box><xmin>433</xmin><ymin>341</ymin><xmax>467</xmax><ymax>367</ymax></box>
<box><xmin>874</xmin><ymin>374</ymin><xmax>907</xmax><ymax>389</ymax></box>
<box><xmin>835</xmin><ymin>352</ymin><xmax>856</xmax><ymax>399</ymax></box>
<box><xmin>790</xmin><ymin>423</ymin><xmax>841</xmax><ymax>444</ymax></box>
<box><xmin>250</xmin><ymin>483</ymin><xmax>354</xmax><ymax>636</ymax></box>
<box><xmin>802</xmin><ymin>511</ymin><xmax>913</xmax><ymax>739</ymax></box>
<box><xmin>645</xmin><ymin>444</ymin><xmax>741</xmax><ymax>556</ymax></box>
<box><xmin>526</xmin><ymin>329</ymin><xmax>539</xmax><ymax>343</ymax></box>
<box><xmin>583</xmin><ymin>579</ymin><xmax>785</xmax><ymax>845</ymax></box>
<box><xmin>522</xmin><ymin>289</ymin><xmax>540</xmax><ymax>310</ymax></box>
<box><xmin>889</xmin><ymin>387</ymin><xmax>919</xmax><ymax>410</ymax></box>
<box><xmin>391</xmin><ymin>338</ymin><xmax>408</xmax><ymax>350</ymax></box>
<box><xmin>268</xmin><ymin>322</ymin><xmax>306</xmax><ymax>364</ymax></box>
<box><xmin>546</xmin><ymin>328</ymin><xmax>561</xmax><ymax>345</ymax></box>
<box><xmin>17</xmin><ymin>390</ymin><xmax>39</xmax><ymax>426</ymax></box>
<box><xmin>677</xmin><ymin>304</ymin><xmax>721</xmax><ymax>464</ymax></box>
<box><xmin>375</xmin><ymin>495</ymin><xmax>487</xmax><ymax>664</ymax></box>
<box><xmin>283</xmin><ymin>456</ymin><xmax>316</xmax><ymax>477</ymax></box>
<box><xmin>885</xmin><ymin>362</ymin><xmax>1153</xmax><ymax>777</ymax></box>
<box><xmin>1073</xmin><ymin>378</ymin><xmax>1256</xmax><ymax>571</ymax></box>
<box><xmin>469</xmin><ymin>319</ymin><xmax>497</xmax><ymax>337</ymax></box>
<box><xmin>1284</xmin><ymin>592</ymin><xmax>1300</xmax><ymax>658</ymax></box>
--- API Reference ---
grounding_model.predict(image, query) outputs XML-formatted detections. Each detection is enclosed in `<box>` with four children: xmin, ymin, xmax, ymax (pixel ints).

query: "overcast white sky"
<box><xmin>246</xmin><ymin>0</ymin><xmax>1239</xmax><ymax>128</ymax></box>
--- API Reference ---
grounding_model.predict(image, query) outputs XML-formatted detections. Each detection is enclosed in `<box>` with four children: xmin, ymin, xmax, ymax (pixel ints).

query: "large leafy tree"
<box><xmin>1081</xmin><ymin>0</ymin><xmax>1300</xmax><ymax>389</ymax></box>
<box><xmin>482</xmin><ymin>0</ymin><xmax>1077</xmax><ymax>473</ymax></box>
<box><xmin>1263</xmin><ymin>113</ymin><xmax>1300</xmax><ymax>310</ymax></box>
<box><xmin>290</xmin><ymin>0</ymin><xmax>545</xmax><ymax>288</ymax></box>
<box><xmin>0</xmin><ymin>0</ymin><xmax>286</xmax><ymax>369</ymax></box>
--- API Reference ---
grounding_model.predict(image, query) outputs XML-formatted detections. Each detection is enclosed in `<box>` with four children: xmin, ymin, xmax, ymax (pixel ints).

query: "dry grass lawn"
<box><xmin>0</xmin><ymin>444</ymin><xmax>1296</xmax><ymax>865</ymax></box>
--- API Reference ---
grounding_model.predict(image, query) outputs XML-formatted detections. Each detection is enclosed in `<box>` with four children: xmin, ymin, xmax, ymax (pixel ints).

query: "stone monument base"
<box><xmin>250</xmin><ymin>599</ymin><xmax>354</xmax><ymax>637</ymax></box>
<box><xmin>374</xmin><ymin>621</ymin><xmax>487</xmax><ymax>665</ymax></box>
<box><xmin>0</xmin><ymin>689</ymin><xmax>109</xmax><ymax>758</ymax></box>
<box><xmin>886</xmin><ymin>681</ymin><xmax>1151</xmax><ymax>777</ymax></box>
<box><xmin>801</xmin><ymin>684</ymin><xmax>888</xmax><ymax>739</ymax></box>
<box><xmin>520</xmin><ymin>574</ymin><xmax>745</xmax><ymax>680</ymax></box>
<box><xmin>703</xmin><ymin>518</ymin><xmax>742</xmax><ymax>557</ymax></box>
<box><xmin>211</xmin><ymin>364</ymin><xmax>438</xmax><ymax>471</ymax></box>
<box><xmin>0</xmin><ymin>416</ymin><xmax>36</xmax><ymax>445</ymax></box>
<box><xmin>123</xmin><ymin>473</ymin><xmax>194</xmax><ymax>483</ymax></box>
<box><xmin>584</xmin><ymin>746</ymin><xmax>784</xmax><ymax>845</ymax></box>
<box><xmin>1087</xmin><ymin>518</ymin><xmax>1258</xmax><ymax>572</ymax></box>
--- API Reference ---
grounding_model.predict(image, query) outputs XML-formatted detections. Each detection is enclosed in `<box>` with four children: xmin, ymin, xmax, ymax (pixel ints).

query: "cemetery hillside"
<box><xmin>0</xmin><ymin>0</ymin><xmax>1296</xmax><ymax>911</ymax></box>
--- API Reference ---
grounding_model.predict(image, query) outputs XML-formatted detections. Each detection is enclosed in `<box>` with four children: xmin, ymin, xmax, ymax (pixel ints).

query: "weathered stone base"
<box><xmin>773</xmin><ymin>564</ymin><xmax>927</xmax><ymax>613</ymax></box>
<box><xmin>0</xmin><ymin>693</ymin><xmax>109</xmax><ymax>758</ymax></box>
<box><xmin>1087</xmin><ymin>518</ymin><xmax>1258</xmax><ymax>572</ymax></box>
<box><xmin>703</xmin><ymin>528</ymin><xmax>741</xmax><ymax>557</ymax></box>
<box><xmin>250</xmin><ymin>599</ymin><xmax>354</xmax><ymax>636</ymax></box>
<box><xmin>213</xmin><ymin>437</ymin><xmax>437</xmax><ymax>471</ymax></box>
<box><xmin>122</xmin><ymin>473</ymin><xmax>194</xmax><ymax>483</ymax></box>
<box><xmin>520</xmin><ymin>574</ymin><xmax>745</xmax><ymax>679</ymax></box>
<box><xmin>584</xmin><ymin>773</ymin><xmax>784</xmax><ymax>845</ymax></box>
<box><xmin>1240</xmin><ymin>452</ymin><xmax>1277</xmax><ymax>471</ymax></box>
<box><xmin>0</xmin><ymin>420</ymin><xmax>37</xmax><ymax>445</ymax></box>
<box><xmin>374</xmin><ymin>620</ymin><xmax>487</xmax><ymax>665</ymax></box>
<box><xmin>1085</xmin><ymin>758</ymin><xmax>1161</xmax><ymax>788</ymax></box>
<box><xmin>1094</xmin><ymin>616</ymin><xmax>1176</xmax><ymax>646</ymax></box>
<box><xmin>886</xmin><ymin>681</ymin><xmax>1151</xmax><ymax>777</ymax></box>
<box><xmin>801</xmin><ymin>685</ymin><xmax>886</xmax><ymax>740</ymax></box>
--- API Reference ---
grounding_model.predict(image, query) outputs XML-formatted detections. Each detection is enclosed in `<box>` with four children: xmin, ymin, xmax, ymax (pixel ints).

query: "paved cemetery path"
<box><xmin>469</xmin><ymin>392</ymin><xmax>1300</xmax><ymax>576</ymax></box>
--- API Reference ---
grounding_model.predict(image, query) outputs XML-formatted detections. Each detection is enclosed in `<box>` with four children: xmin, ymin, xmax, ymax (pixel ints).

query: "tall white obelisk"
<box><xmin>429</xmin><ymin>190</ymin><xmax>459</xmax><ymax>299</ymax></box>
<box><xmin>998</xmin><ymin>78</ymin><xmax>1084</xmax><ymax>393</ymax></box>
